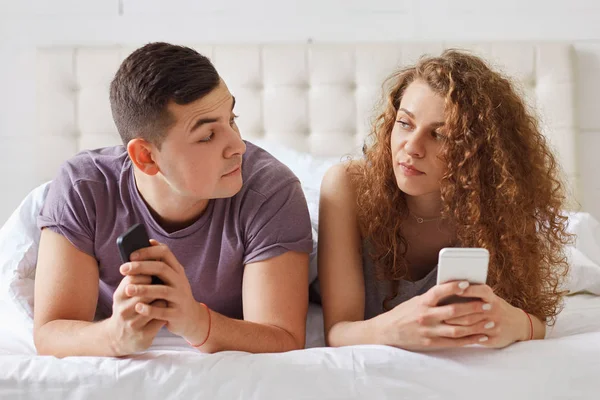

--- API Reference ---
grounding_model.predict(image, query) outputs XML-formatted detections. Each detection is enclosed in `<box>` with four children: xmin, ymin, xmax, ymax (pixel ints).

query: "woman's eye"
<box><xmin>432</xmin><ymin>131</ymin><xmax>446</xmax><ymax>140</ymax></box>
<box><xmin>230</xmin><ymin>114</ymin><xmax>239</xmax><ymax>126</ymax></box>
<box><xmin>396</xmin><ymin>120</ymin><xmax>411</xmax><ymax>129</ymax></box>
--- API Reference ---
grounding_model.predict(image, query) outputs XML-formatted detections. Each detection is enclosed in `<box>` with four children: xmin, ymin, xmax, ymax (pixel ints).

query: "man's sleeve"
<box><xmin>37</xmin><ymin>167</ymin><xmax>98</xmax><ymax>258</ymax></box>
<box><xmin>243</xmin><ymin>180</ymin><xmax>313</xmax><ymax>265</ymax></box>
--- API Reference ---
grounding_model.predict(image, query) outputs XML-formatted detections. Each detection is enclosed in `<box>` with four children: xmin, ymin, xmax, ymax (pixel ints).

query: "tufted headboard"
<box><xmin>0</xmin><ymin>42</ymin><xmax>579</xmax><ymax>225</ymax></box>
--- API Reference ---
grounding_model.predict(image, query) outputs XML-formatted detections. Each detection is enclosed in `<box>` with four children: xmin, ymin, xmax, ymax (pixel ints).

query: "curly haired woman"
<box><xmin>317</xmin><ymin>50</ymin><xmax>573</xmax><ymax>350</ymax></box>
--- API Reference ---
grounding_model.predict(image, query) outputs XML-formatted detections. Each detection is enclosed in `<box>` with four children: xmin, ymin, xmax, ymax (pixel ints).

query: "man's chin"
<box><xmin>214</xmin><ymin>179</ymin><xmax>244</xmax><ymax>199</ymax></box>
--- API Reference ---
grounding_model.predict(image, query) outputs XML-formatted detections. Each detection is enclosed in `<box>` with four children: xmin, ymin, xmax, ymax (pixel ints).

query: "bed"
<box><xmin>1</xmin><ymin>42</ymin><xmax>599</xmax><ymax>399</ymax></box>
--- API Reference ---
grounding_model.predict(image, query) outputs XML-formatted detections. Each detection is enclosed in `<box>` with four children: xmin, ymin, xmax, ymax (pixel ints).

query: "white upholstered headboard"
<box><xmin>0</xmin><ymin>42</ymin><xmax>579</xmax><ymax>225</ymax></box>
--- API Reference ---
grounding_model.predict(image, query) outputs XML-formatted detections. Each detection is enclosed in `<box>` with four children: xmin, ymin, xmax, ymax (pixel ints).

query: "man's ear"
<box><xmin>127</xmin><ymin>138</ymin><xmax>160</xmax><ymax>176</ymax></box>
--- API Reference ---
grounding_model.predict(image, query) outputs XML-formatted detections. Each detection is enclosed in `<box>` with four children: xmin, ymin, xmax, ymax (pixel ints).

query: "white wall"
<box><xmin>0</xmin><ymin>0</ymin><xmax>599</xmax><ymax>222</ymax></box>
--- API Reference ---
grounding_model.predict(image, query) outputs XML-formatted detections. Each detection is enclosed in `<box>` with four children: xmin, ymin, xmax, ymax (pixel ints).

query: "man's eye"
<box><xmin>199</xmin><ymin>132</ymin><xmax>214</xmax><ymax>143</ymax></box>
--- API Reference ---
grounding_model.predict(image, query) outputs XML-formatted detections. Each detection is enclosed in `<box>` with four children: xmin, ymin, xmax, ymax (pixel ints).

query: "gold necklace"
<box><xmin>410</xmin><ymin>212</ymin><xmax>442</xmax><ymax>224</ymax></box>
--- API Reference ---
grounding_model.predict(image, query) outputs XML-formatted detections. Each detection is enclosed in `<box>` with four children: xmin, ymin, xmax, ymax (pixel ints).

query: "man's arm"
<box><xmin>125</xmin><ymin>247</ymin><xmax>309</xmax><ymax>353</ymax></box>
<box><xmin>207</xmin><ymin>250</ymin><xmax>309</xmax><ymax>353</ymax></box>
<box><xmin>34</xmin><ymin>229</ymin><xmax>163</xmax><ymax>357</ymax></box>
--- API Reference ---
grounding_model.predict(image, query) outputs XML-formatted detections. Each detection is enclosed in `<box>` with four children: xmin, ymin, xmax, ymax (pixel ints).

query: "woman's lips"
<box><xmin>399</xmin><ymin>162</ymin><xmax>424</xmax><ymax>176</ymax></box>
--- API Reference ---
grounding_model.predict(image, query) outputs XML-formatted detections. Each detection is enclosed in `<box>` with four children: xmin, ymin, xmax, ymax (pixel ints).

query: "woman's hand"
<box><xmin>447</xmin><ymin>284</ymin><xmax>532</xmax><ymax>348</ymax></box>
<box><xmin>374</xmin><ymin>281</ymin><xmax>493</xmax><ymax>351</ymax></box>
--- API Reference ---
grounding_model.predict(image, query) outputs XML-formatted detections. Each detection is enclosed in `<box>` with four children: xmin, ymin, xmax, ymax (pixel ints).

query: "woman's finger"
<box><xmin>444</xmin><ymin>312</ymin><xmax>488</xmax><ymax>326</ymax></box>
<box><xmin>429</xmin><ymin>319</ymin><xmax>496</xmax><ymax>339</ymax></box>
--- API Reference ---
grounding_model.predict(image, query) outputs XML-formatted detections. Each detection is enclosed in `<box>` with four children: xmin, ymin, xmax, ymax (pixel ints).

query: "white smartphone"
<box><xmin>436</xmin><ymin>247</ymin><xmax>489</xmax><ymax>306</ymax></box>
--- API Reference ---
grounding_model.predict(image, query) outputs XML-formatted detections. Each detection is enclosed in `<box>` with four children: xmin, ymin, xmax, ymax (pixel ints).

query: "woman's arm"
<box><xmin>318</xmin><ymin>162</ymin><xmax>377</xmax><ymax>346</ymax></box>
<box><xmin>318</xmin><ymin>163</ymin><xmax>499</xmax><ymax>350</ymax></box>
<box><xmin>524</xmin><ymin>314</ymin><xmax>546</xmax><ymax>340</ymax></box>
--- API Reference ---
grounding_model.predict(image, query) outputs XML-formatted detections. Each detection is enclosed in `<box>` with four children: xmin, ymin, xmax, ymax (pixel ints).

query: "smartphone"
<box><xmin>436</xmin><ymin>247</ymin><xmax>489</xmax><ymax>306</ymax></box>
<box><xmin>116</xmin><ymin>223</ymin><xmax>162</xmax><ymax>284</ymax></box>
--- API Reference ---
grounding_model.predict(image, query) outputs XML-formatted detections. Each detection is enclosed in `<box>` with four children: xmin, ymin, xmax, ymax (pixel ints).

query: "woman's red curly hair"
<box><xmin>353</xmin><ymin>50</ymin><xmax>574</xmax><ymax>321</ymax></box>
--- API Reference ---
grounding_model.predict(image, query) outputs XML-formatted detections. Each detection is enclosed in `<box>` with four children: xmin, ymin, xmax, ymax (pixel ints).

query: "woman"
<box><xmin>317</xmin><ymin>50</ymin><xmax>573</xmax><ymax>350</ymax></box>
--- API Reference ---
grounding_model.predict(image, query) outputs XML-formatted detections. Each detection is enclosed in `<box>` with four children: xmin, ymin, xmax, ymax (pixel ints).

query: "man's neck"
<box><xmin>133</xmin><ymin>168</ymin><xmax>209</xmax><ymax>233</ymax></box>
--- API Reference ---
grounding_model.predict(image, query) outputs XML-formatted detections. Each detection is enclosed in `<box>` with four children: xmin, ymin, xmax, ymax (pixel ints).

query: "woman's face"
<box><xmin>390</xmin><ymin>80</ymin><xmax>447</xmax><ymax>198</ymax></box>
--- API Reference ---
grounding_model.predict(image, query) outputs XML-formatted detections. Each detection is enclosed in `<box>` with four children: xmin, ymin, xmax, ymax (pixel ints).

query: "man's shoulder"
<box><xmin>240</xmin><ymin>141</ymin><xmax>300</xmax><ymax>199</ymax></box>
<box><xmin>58</xmin><ymin>145</ymin><xmax>128</xmax><ymax>187</ymax></box>
<box><xmin>38</xmin><ymin>146</ymin><xmax>128</xmax><ymax>235</ymax></box>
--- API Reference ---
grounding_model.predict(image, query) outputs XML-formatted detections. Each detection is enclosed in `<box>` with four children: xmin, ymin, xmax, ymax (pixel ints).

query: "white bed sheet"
<box><xmin>0</xmin><ymin>297</ymin><xmax>34</xmax><ymax>355</ymax></box>
<box><xmin>1</xmin><ymin>295</ymin><xmax>599</xmax><ymax>400</ymax></box>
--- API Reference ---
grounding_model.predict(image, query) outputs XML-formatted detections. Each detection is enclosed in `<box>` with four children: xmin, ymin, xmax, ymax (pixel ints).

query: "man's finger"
<box><xmin>114</xmin><ymin>274</ymin><xmax>153</xmax><ymax>301</ymax></box>
<box><xmin>151</xmin><ymin>299</ymin><xmax>168</xmax><ymax>308</ymax></box>
<box><xmin>120</xmin><ymin>261</ymin><xmax>177</xmax><ymax>285</ymax></box>
<box><xmin>114</xmin><ymin>295</ymin><xmax>155</xmax><ymax>320</ymax></box>
<box><xmin>131</xmin><ymin>242</ymin><xmax>183</xmax><ymax>273</ymax></box>
<box><xmin>135</xmin><ymin>302</ymin><xmax>173</xmax><ymax>320</ymax></box>
<box><xmin>144</xmin><ymin>318</ymin><xmax>167</xmax><ymax>337</ymax></box>
<box><xmin>129</xmin><ymin>311</ymin><xmax>154</xmax><ymax>329</ymax></box>
<box><xmin>126</xmin><ymin>284</ymin><xmax>175</xmax><ymax>303</ymax></box>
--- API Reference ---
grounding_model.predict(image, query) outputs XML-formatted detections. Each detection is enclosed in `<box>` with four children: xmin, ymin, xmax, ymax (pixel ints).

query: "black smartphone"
<box><xmin>116</xmin><ymin>223</ymin><xmax>162</xmax><ymax>284</ymax></box>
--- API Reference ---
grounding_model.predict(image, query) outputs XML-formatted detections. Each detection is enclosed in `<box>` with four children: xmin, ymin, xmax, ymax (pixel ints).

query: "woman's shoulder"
<box><xmin>320</xmin><ymin>159</ymin><xmax>365</xmax><ymax>211</ymax></box>
<box><xmin>322</xmin><ymin>159</ymin><xmax>364</xmax><ymax>189</ymax></box>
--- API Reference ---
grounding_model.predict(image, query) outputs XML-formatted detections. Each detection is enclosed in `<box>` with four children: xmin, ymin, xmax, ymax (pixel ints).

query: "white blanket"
<box><xmin>1</xmin><ymin>338</ymin><xmax>599</xmax><ymax>399</ymax></box>
<box><xmin>1</xmin><ymin>296</ymin><xmax>600</xmax><ymax>400</ymax></box>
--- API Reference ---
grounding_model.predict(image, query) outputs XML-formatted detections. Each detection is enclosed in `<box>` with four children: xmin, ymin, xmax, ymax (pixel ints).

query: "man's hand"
<box><xmin>108</xmin><ymin>274</ymin><xmax>166</xmax><ymax>356</ymax></box>
<box><xmin>119</xmin><ymin>240</ymin><xmax>208</xmax><ymax>344</ymax></box>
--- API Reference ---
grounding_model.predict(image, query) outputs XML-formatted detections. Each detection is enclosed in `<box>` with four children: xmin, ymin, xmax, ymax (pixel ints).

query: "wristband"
<box><xmin>522</xmin><ymin>309</ymin><xmax>533</xmax><ymax>341</ymax></box>
<box><xmin>188</xmin><ymin>302</ymin><xmax>211</xmax><ymax>348</ymax></box>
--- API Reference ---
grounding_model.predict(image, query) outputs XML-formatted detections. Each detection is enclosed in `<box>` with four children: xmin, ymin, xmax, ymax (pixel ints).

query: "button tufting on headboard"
<box><xmin>23</xmin><ymin>42</ymin><xmax>581</xmax><ymax>218</ymax></box>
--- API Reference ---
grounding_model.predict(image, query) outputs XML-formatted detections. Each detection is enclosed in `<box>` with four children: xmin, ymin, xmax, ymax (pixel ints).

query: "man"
<box><xmin>33</xmin><ymin>42</ymin><xmax>313</xmax><ymax>357</ymax></box>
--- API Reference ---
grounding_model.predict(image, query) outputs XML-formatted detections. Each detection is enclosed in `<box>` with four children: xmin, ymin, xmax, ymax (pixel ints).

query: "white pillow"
<box><xmin>251</xmin><ymin>139</ymin><xmax>343</xmax><ymax>282</ymax></box>
<box><xmin>250</xmin><ymin>139</ymin><xmax>343</xmax><ymax>229</ymax></box>
<box><xmin>566</xmin><ymin>211</ymin><xmax>600</xmax><ymax>266</ymax></box>
<box><xmin>564</xmin><ymin>246</ymin><xmax>600</xmax><ymax>295</ymax></box>
<box><xmin>563</xmin><ymin>212</ymin><xmax>600</xmax><ymax>295</ymax></box>
<box><xmin>0</xmin><ymin>181</ymin><xmax>50</xmax><ymax>319</ymax></box>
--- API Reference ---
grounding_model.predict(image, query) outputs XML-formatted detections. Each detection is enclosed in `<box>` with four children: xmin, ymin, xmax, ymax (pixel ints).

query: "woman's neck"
<box><xmin>404</xmin><ymin>191</ymin><xmax>443</xmax><ymax>219</ymax></box>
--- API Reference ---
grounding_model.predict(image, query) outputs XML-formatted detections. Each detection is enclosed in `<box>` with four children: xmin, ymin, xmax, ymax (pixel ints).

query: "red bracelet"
<box><xmin>188</xmin><ymin>303</ymin><xmax>211</xmax><ymax>348</ymax></box>
<box><xmin>522</xmin><ymin>309</ymin><xmax>533</xmax><ymax>341</ymax></box>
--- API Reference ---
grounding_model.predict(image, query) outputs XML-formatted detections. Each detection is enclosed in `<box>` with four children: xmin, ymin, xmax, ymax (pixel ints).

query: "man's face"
<box><xmin>152</xmin><ymin>80</ymin><xmax>246</xmax><ymax>201</ymax></box>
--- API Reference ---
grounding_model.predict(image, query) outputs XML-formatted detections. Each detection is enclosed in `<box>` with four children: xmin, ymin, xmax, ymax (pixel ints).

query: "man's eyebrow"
<box><xmin>190</xmin><ymin>96</ymin><xmax>237</xmax><ymax>133</ymax></box>
<box><xmin>190</xmin><ymin>117</ymin><xmax>219</xmax><ymax>132</ymax></box>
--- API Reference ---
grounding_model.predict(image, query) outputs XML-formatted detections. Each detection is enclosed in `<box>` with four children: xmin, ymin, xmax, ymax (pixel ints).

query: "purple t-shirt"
<box><xmin>38</xmin><ymin>141</ymin><xmax>313</xmax><ymax>320</ymax></box>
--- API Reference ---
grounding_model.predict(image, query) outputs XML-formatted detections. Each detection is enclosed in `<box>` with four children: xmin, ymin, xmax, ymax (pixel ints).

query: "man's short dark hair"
<box><xmin>110</xmin><ymin>42</ymin><xmax>220</xmax><ymax>148</ymax></box>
